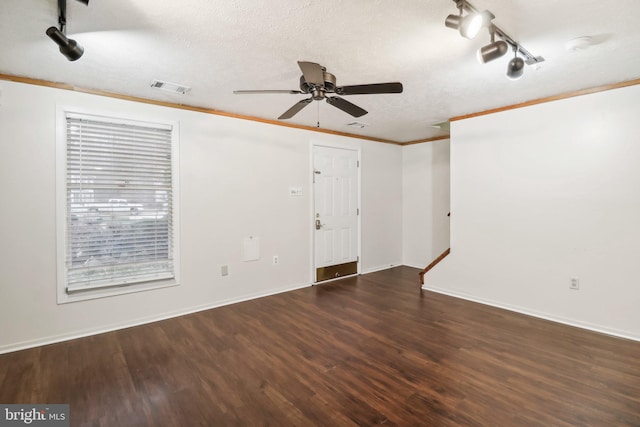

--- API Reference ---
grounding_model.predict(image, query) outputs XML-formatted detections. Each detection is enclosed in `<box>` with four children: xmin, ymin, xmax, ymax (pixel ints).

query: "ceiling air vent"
<box><xmin>346</xmin><ymin>121</ymin><xmax>368</xmax><ymax>129</ymax></box>
<box><xmin>150</xmin><ymin>79</ymin><xmax>191</xmax><ymax>95</ymax></box>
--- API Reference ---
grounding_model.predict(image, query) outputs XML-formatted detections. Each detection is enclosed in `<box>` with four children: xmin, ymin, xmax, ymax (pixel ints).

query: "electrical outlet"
<box><xmin>273</xmin><ymin>255</ymin><xmax>279</xmax><ymax>265</ymax></box>
<box><xmin>221</xmin><ymin>265</ymin><xmax>229</xmax><ymax>276</ymax></box>
<box><xmin>570</xmin><ymin>277</ymin><xmax>579</xmax><ymax>290</ymax></box>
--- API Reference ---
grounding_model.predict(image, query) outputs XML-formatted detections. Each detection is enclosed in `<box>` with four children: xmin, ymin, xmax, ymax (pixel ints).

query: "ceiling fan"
<box><xmin>233</xmin><ymin>61</ymin><xmax>403</xmax><ymax>120</ymax></box>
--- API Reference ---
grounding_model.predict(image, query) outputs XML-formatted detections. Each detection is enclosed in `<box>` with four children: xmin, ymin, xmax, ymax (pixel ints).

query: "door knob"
<box><xmin>315</xmin><ymin>219</ymin><xmax>322</xmax><ymax>230</ymax></box>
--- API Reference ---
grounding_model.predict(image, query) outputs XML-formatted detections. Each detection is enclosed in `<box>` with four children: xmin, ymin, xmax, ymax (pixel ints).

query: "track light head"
<box><xmin>478</xmin><ymin>40</ymin><xmax>508</xmax><ymax>63</ymax></box>
<box><xmin>459</xmin><ymin>10</ymin><xmax>494</xmax><ymax>39</ymax></box>
<box><xmin>506</xmin><ymin>55</ymin><xmax>525</xmax><ymax>80</ymax></box>
<box><xmin>445</xmin><ymin>0</ymin><xmax>464</xmax><ymax>30</ymax></box>
<box><xmin>46</xmin><ymin>26</ymin><xmax>84</xmax><ymax>61</ymax></box>
<box><xmin>445</xmin><ymin>14</ymin><xmax>462</xmax><ymax>29</ymax></box>
<box><xmin>46</xmin><ymin>0</ymin><xmax>88</xmax><ymax>61</ymax></box>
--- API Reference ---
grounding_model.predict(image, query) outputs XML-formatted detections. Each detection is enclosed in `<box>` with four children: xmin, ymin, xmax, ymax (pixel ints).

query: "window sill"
<box><xmin>57</xmin><ymin>278</ymin><xmax>179</xmax><ymax>304</ymax></box>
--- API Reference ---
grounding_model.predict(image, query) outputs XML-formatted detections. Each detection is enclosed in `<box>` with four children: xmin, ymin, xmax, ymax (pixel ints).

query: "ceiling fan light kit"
<box><xmin>234</xmin><ymin>61</ymin><xmax>403</xmax><ymax>121</ymax></box>
<box><xmin>446</xmin><ymin>0</ymin><xmax>544</xmax><ymax>79</ymax></box>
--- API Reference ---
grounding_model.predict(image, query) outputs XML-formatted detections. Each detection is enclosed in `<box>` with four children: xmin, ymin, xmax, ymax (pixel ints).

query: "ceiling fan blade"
<box><xmin>336</xmin><ymin>82</ymin><xmax>403</xmax><ymax>95</ymax></box>
<box><xmin>233</xmin><ymin>90</ymin><xmax>302</xmax><ymax>94</ymax></box>
<box><xmin>297</xmin><ymin>61</ymin><xmax>325</xmax><ymax>86</ymax></box>
<box><xmin>326</xmin><ymin>96</ymin><xmax>368</xmax><ymax>117</ymax></box>
<box><xmin>278</xmin><ymin>98</ymin><xmax>313</xmax><ymax>120</ymax></box>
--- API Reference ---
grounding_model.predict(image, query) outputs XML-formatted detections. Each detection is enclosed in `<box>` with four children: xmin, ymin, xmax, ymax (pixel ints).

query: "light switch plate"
<box><xmin>289</xmin><ymin>187</ymin><xmax>303</xmax><ymax>196</ymax></box>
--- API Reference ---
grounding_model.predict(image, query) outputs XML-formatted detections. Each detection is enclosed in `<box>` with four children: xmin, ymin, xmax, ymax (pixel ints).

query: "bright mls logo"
<box><xmin>0</xmin><ymin>405</ymin><xmax>69</xmax><ymax>427</ymax></box>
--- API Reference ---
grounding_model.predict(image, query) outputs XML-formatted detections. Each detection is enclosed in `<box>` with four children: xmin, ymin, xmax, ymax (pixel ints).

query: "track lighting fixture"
<box><xmin>46</xmin><ymin>0</ymin><xmax>89</xmax><ymax>61</ymax></box>
<box><xmin>477</xmin><ymin>31</ymin><xmax>508</xmax><ymax>64</ymax></box>
<box><xmin>506</xmin><ymin>49</ymin><xmax>525</xmax><ymax>80</ymax></box>
<box><xmin>444</xmin><ymin>0</ymin><xmax>544</xmax><ymax>80</ymax></box>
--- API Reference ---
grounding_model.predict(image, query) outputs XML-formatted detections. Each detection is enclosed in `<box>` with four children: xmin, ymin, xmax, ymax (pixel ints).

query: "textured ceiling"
<box><xmin>1</xmin><ymin>0</ymin><xmax>639</xmax><ymax>142</ymax></box>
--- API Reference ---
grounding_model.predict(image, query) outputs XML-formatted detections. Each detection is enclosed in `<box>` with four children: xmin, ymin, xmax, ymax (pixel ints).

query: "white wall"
<box><xmin>424</xmin><ymin>84</ymin><xmax>640</xmax><ymax>341</ymax></box>
<box><xmin>361</xmin><ymin>140</ymin><xmax>404</xmax><ymax>272</ymax></box>
<box><xmin>0</xmin><ymin>80</ymin><xmax>403</xmax><ymax>353</ymax></box>
<box><xmin>402</xmin><ymin>140</ymin><xmax>450</xmax><ymax>268</ymax></box>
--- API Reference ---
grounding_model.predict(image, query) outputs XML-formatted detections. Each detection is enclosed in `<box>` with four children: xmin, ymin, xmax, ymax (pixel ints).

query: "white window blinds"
<box><xmin>64</xmin><ymin>113</ymin><xmax>175</xmax><ymax>293</ymax></box>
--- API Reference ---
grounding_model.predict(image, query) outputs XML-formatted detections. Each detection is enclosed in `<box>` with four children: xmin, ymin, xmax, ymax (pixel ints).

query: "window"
<box><xmin>57</xmin><ymin>109</ymin><xmax>179</xmax><ymax>302</ymax></box>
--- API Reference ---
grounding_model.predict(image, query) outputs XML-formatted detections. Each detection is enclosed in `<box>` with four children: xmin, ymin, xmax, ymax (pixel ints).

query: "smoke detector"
<box><xmin>150</xmin><ymin>79</ymin><xmax>191</xmax><ymax>95</ymax></box>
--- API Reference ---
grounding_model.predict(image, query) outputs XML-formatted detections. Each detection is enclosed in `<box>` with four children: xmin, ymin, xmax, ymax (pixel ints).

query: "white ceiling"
<box><xmin>1</xmin><ymin>0</ymin><xmax>639</xmax><ymax>143</ymax></box>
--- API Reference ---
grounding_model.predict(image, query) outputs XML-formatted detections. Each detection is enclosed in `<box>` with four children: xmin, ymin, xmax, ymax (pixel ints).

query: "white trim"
<box><xmin>361</xmin><ymin>263</ymin><xmax>402</xmax><ymax>275</ymax></box>
<box><xmin>422</xmin><ymin>285</ymin><xmax>640</xmax><ymax>343</ymax></box>
<box><xmin>61</xmin><ymin>280</ymin><xmax>179</xmax><ymax>303</ymax></box>
<box><xmin>402</xmin><ymin>262</ymin><xmax>426</xmax><ymax>270</ymax></box>
<box><xmin>171</xmin><ymin>120</ymin><xmax>181</xmax><ymax>290</ymax></box>
<box><xmin>56</xmin><ymin>106</ymin><xmax>68</xmax><ymax>304</ymax></box>
<box><xmin>65</xmin><ymin>111</ymin><xmax>173</xmax><ymax>130</ymax></box>
<box><xmin>0</xmin><ymin>281</ymin><xmax>311</xmax><ymax>355</ymax></box>
<box><xmin>308</xmin><ymin>143</ymin><xmax>315</xmax><ymax>285</ymax></box>
<box><xmin>356</xmin><ymin>149</ymin><xmax>362</xmax><ymax>276</ymax></box>
<box><xmin>66</xmin><ymin>272</ymin><xmax>175</xmax><ymax>293</ymax></box>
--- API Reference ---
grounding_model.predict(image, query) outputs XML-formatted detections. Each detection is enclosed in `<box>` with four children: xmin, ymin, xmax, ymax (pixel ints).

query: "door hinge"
<box><xmin>357</xmin><ymin>208</ymin><xmax>360</xmax><ymax>215</ymax></box>
<box><xmin>357</xmin><ymin>161</ymin><xmax>360</xmax><ymax>167</ymax></box>
<box><xmin>357</xmin><ymin>256</ymin><xmax>360</xmax><ymax>263</ymax></box>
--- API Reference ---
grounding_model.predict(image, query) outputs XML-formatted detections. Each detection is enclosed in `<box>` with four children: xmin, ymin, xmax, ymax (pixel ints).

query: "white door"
<box><xmin>313</xmin><ymin>146</ymin><xmax>359</xmax><ymax>281</ymax></box>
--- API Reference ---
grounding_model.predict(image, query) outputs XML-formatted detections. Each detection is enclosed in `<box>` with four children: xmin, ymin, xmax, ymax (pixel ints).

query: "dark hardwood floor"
<box><xmin>1</xmin><ymin>266</ymin><xmax>639</xmax><ymax>426</ymax></box>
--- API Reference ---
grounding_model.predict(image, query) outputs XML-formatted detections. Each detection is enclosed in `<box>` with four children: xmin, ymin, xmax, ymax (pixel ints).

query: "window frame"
<box><xmin>56</xmin><ymin>106</ymin><xmax>180</xmax><ymax>304</ymax></box>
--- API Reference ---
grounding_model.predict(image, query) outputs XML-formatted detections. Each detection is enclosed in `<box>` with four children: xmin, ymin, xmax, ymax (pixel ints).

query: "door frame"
<box><xmin>309</xmin><ymin>142</ymin><xmax>362</xmax><ymax>284</ymax></box>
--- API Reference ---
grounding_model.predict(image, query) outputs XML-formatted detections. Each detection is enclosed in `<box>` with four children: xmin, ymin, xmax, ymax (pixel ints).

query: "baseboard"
<box><xmin>422</xmin><ymin>285</ymin><xmax>640</xmax><ymax>343</ymax></box>
<box><xmin>0</xmin><ymin>281</ymin><xmax>311</xmax><ymax>355</ymax></box>
<box><xmin>402</xmin><ymin>262</ymin><xmax>425</xmax><ymax>269</ymax></box>
<box><xmin>312</xmin><ymin>273</ymin><xmax>358</xmax><ymax>285</ymax></box>
<box><xmin>361</xmin><ymin>263</ymin><xmax>402</xmax><ymax>275</ymax></box>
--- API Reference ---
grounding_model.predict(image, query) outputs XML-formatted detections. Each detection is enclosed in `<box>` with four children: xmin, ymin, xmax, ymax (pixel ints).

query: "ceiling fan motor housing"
<box><xmin>299</xmin><ymin>71</ymin><xmax>336</xmax><ymax>99</ymax></box>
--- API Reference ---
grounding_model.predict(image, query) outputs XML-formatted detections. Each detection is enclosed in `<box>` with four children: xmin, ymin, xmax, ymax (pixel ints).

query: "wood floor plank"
<box><xmin>0</xmin><ymin>266</ymin><xmax>639</xmax><ymax>426</ymax></box>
